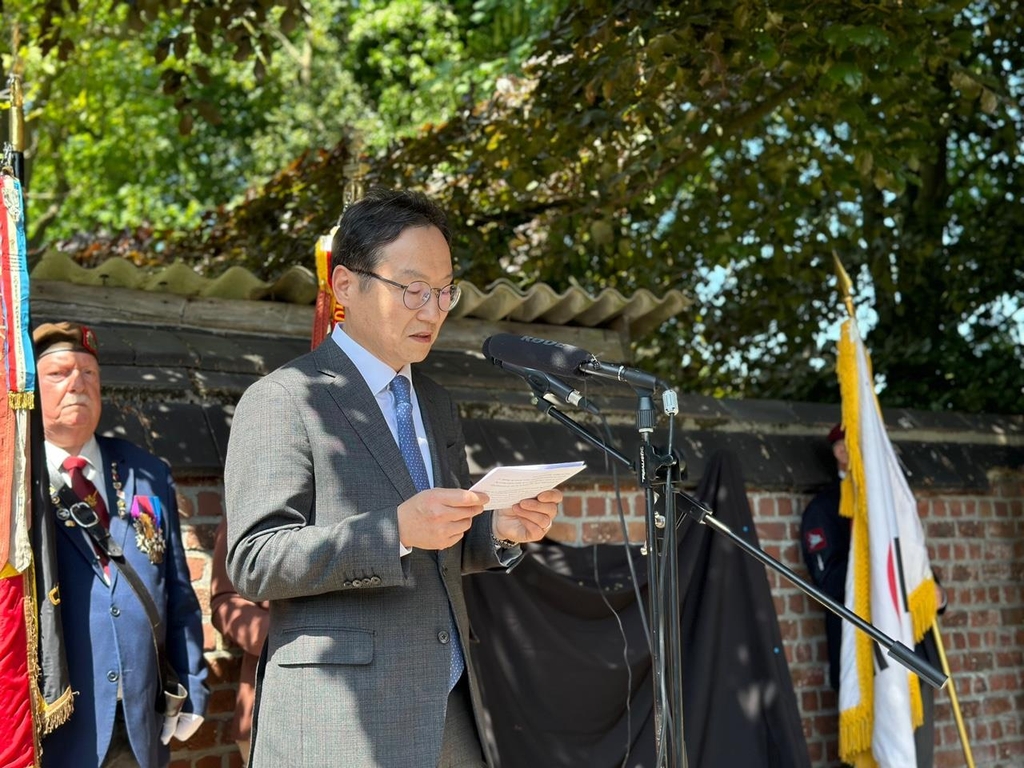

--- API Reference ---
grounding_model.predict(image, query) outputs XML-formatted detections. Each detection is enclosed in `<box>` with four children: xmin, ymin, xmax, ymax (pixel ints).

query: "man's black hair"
<box><xmin>330</xmin><ymin>187</ymin><xmax>452</xmax><ymax>275</ymax></box>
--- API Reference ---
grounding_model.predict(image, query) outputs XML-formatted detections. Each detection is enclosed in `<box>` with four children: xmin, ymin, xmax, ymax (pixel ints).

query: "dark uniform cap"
<box><xmin>32</xmin><ymin>322</ymin><xmax>100</xmax><ymax>361</ymax></box>
<box><xmin>827</xmin><ymin>423</ymin><xmax>845</xmax><ymax>444</ymax></box>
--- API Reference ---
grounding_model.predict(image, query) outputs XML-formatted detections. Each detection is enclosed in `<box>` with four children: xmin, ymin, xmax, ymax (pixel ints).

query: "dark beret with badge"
<box><xmin>32</xmin><ymin>321</ymin><xmax>99</xmax><ymax>361</ymax></box>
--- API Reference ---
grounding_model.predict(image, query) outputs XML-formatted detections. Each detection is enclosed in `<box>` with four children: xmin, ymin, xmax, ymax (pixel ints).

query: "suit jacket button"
<box><xmin>110</xmin><ymin>606</ymin><xmax>120</xmax><ymax>617</ymax></box>
<box><xmin>438</xmin><ymin>631</ymin><xmax>450</xmax><ymax>644</ymax></box>
<box><xmin>343</xmin><ymin>580</ymin><xmax>352</xmax><ymax>588</ymax></box>
<box><xmin>353</xmin><ymin>579</ymin><xmax>363</xmax><ymax>587</ymax></box>
<box><xmin>107</xmin><ymin>671</ymin><xmax>119</xmax><ymax>683</ymax></box>
<box><xmin>370</xmin><ymin>576</ymin><xmax>381</xmax><ymax>585</ymax></box>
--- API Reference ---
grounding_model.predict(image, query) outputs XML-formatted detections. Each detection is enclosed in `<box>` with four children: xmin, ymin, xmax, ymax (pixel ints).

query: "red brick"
<box><xmin>756</xmin><ymin>521</ymin><xmax>787</xmax><ymax>542</ymax></box>
<box><xmin>561</xmin><ymin>494</ymin><xmax>583</xmax><ymax>518</ymax></box>
<box><xmin>625</xmin><ymin>521</ymin><xmax>646</xmax><ymax>543</ymax></box>
<box><xmin>208</xmin><ymin>687</ymin><xmax>238</xmax><ymax>715</ymax></box>
<box><xmin>198</xmin><ymin>490</ymin><xmax>224</xmax><ymax>518</ymax></box>
<box><xmin>182</xmin><ymin>523</ymin><xmax>217</xmax><ymax>552</ymax></box>
<box><xmin>582</xmin><ymin>521</ymin><xmax>623</xmax><ymax>543</ymax></box>
<box><xmin>187</xmin><ymin>555</ymin><xmax>207</xmax><ymax>581</ymax></box>
<box><xmin>182</xmin><ymin>716</ymin><xmax>221</xmax><ymax>750</ymax></box>
<box><xmin>585</xmin><ymin>495</ymin><xmax>607</xmax><ymax>517</ymax></box>
<box><xmin>175</xmin><ymin>489</ymin><xmax>196</xmax><ymax>520</ymax></box>
<box><xmin>547</xmin><ymin>520</ymin><xmax>578</xmax><ymax>543</ymax></box>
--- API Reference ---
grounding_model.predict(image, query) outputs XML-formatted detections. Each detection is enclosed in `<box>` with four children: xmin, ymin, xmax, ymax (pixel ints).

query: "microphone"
<box><xmin>483</xmin><ymin>333</ymin><xmax>667</xmax><ymax>392</ymax></box>
<box><xmin>487</xmin><ymin>358</ymin><xmax>600</xmax><ymax>415</ymax></box>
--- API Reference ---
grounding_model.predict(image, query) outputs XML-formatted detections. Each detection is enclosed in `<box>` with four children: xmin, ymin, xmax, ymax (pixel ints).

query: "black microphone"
<box><xmin>483</xmin><ymin>333</ymin><xmax>667</xmax><ymax>392</ymax></box>
<box><xmin>487</xmin><ymin>358</ymin><xmax>600</xmax><ymax>415</ymax></box>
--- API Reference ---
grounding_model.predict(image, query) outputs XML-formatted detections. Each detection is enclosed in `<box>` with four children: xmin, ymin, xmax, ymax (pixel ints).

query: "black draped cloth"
<box><xmin>464</xmin><ymin>450</ymin><xmax>810</xmax><ymax>768</ymax></box>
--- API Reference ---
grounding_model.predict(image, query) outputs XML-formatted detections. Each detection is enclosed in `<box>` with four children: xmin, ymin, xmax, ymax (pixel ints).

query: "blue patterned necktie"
<box><xmin>389</xmin><ymin>374</ymin><xmax>465</xmax><ymax>690</ymax></box>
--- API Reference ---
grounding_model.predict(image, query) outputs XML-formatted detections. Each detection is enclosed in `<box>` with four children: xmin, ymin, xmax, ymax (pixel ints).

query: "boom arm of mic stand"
<box><xmin>526</xmin><ymin>389</ymin><xmax>634</xmax><ymax>470</ymax></box>
<box><xmin>680</xmin><ymin>499</ymin><xmax>948</xmax><ymax>690</ymax></box>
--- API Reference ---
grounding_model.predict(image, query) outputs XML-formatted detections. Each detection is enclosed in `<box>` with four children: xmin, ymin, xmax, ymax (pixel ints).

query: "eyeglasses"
<box><xmin>348</xmin><ymin>268</ymin><xmax>462</xmax><ymax>312</ymax></box>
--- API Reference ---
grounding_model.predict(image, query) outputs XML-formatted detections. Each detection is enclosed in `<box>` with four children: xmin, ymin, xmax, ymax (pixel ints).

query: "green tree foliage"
<box><xmin>1</xmin><ymin>0</ymin><xmax>549</xmax><ymax>246</ymax></box>
<box><xmin>382</xmin><ymin>0</ymin><xmax>1023</xmax><ymax>413</ymax></box>
<box><xmin>5</xmin><ymin>0</ymin><xmax>1022</xmax><ymax>413</ymax></box>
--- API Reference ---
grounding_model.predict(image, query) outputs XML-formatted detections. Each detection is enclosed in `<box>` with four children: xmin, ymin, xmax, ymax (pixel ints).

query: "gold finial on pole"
<box><xmin>8</xmin><ymin>75</ymin><xmax>24</xmax><ymax>152</ymax></box>
<box><xmin>341</xmin><ymin>132</ymin><xmax>370</xmax><ymax>210</ymax></box>
<box><xmin>833</xmin><ymin>251</ymin><xmax>856</xmax><ymax>320</ymax></box>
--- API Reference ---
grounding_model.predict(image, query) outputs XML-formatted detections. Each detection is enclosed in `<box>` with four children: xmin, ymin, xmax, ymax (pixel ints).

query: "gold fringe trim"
<box><xmin>8</xmin><ymin>391</ymin><xmax>34</xmax><ymax>410</ymax></box>
<box><xmin>837</xmin><ymin>320</ymin><xmax>877</xmax><ymax>767</ymax></box>
<box><xmin>907</xmin><ymin>578</ymin><xmax>938</xmax><ymax>644</ymax></box>
<box><xmin>36</xmin><ymin>687</ymin><xmax>75</xmax><ymax>735</ymax></box>
<box><xmin>24</xmin><ymin>561</ymin><xmax>74</xmax><ymax>743</ymax></box>
<box><xmin>909</xmin><ymin>671</ymin><xmax>923</xmax><ymax>729</ymax></box>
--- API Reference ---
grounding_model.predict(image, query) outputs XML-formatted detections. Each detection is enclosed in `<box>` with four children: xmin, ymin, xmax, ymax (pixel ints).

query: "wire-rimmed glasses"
<box><xmin>347</xmin><ymin>267</ymin><xmax>462</xmax><ymax>311</ymax></box>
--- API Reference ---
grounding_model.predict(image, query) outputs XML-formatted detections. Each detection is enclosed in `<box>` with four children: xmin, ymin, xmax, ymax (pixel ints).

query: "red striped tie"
<box><xmin>62</xmin><ymin>456</ymin><xmax>110</xmax><ymax>529</ymax></box>
<box><xmin>63</xmin><ymin>456</ymin><xmax>111</xmax><ymax>573</ymax></box>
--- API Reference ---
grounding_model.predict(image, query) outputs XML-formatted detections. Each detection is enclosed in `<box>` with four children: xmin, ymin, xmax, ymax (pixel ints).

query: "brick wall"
<box><xmin>170</xmin><ymin>473</ymin><xmax>1024</xmax><ymax>767</ymax></box>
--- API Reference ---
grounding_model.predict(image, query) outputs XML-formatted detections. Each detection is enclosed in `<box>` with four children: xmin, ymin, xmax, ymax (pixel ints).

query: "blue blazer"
<box><xmin>42</xmin><ymin>435</ymin><xmax>208</xmax><ymax>768</ymax></box>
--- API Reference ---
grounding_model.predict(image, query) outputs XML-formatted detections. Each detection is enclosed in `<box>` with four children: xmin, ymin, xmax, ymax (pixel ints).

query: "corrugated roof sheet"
<box><xmin>31</xmin><ymin>253</ymin><xmax>689</xmax><ymax>340</ymax></box>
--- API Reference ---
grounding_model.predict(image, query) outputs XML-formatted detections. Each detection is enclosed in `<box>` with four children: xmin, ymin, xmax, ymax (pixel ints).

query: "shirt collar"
<box><xmin>45</xmin><ymin>435</ymin><xmax>102</xmax><ymax>476</ymax></box>
<box><xmin>330</xmin><ymin>325</ymin><xmax>413</xmax><ymax>395</ymax></box>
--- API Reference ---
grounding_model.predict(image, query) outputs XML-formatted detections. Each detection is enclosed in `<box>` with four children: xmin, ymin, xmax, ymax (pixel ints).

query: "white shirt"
<box><xmin>331</xmin><ymin>325</ymin><xmax>434</xmax><ymax>555</ymax></box>
<box><xmin>45</xmin><ymin>435</ymin><xmax>108</xmax><ymax>512</ymax></box>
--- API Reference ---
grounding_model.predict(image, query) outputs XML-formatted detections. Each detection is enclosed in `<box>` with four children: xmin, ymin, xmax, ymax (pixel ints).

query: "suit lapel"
<box><xmin>313</xmin><ymin>339</ymin><xmax>418</xmax><ymax>500</ymax></box>
<box><xmin>412</xmin><ymin>374</ymin><xmax>453</xmax><ymax>489</ymax></box>
<box><xmin>97</xmin><ymin>438</ymin><xmax>134</xmax><ymax>593</ymax></box>
<box><xmin>96</xmin><ymin>436</ymin><xmax>134</xmax><ymax>593</ymax></box>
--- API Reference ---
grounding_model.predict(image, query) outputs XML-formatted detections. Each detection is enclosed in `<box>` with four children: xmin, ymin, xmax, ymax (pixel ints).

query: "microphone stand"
<box><xmin>522</xmin><ymin>388</ymin><xmax>948</xmax><ymax>768</ymax></box>
<box><xmin>530</xmin><ymin>383</ymin><xmax>688</xmax><ymax>767</ymax></box>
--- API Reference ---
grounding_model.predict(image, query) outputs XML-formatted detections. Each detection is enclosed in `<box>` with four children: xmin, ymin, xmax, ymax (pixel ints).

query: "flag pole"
<box><xmin>930</xmin><ymin>623</ymin><xmax>976</xmax><ymax>767</ymax></box>
<box><xmin>310</xmin><ymin>132</ymin><xmax>368</xmax><ymax>348</ymax></box>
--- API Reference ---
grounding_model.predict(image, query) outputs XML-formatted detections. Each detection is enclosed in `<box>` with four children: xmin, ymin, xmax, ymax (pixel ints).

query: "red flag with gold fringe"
<box><xmin>1</xmin><ymin>167</ymin><xmax>40</xmax><ymax>766</ymax></box>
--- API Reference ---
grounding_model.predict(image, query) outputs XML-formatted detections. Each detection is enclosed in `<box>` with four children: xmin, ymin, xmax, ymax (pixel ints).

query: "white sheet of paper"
<box><xmin>469</xmin><ymin>461</ymin><xmax>586</xmax><ymax>511</ymax></box>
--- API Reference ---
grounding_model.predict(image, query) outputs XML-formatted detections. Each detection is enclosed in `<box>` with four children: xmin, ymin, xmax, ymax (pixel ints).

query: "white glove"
<box><xmin>174</xmin><ymin>712</ymin><xmax>203</xmax><ymax>741</ymax></box>
<box><xmin>160</xmin><ymin>713</ymin><xmax>179</xmax><ymax>745</ymax></box>
<box><xmin>160</xmin><ymin>711</ymin><xmax>204</xmax><ymax>744</ymax></box>
<box><xmin>159</xmin><ymin>683</ymin><xmax>189</xmax><ymax>745</ymax></box>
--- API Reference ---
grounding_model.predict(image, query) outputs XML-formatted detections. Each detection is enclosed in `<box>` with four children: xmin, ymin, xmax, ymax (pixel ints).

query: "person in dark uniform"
<box><xmin>800</xmin><ymin>424</ymin><xmax>946</xmax><ymax>768</ymax></box>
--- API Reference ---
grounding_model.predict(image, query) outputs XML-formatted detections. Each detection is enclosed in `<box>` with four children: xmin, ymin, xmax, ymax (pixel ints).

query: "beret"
<box><xmin>827</xmin><ymin>423</ymin><xmax>845</xmax><ymax>444</ymax></box>
<box><xmin>32</xmin><ymin>322</ymin><xmax>99</xmax><ymax>361</ymax></box>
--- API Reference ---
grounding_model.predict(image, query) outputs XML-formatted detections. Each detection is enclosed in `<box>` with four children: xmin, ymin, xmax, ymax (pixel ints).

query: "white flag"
<box><xmin>836</xmin><ymin>317</ymin><xmax>938</xmax><ymax>768</ymax></box>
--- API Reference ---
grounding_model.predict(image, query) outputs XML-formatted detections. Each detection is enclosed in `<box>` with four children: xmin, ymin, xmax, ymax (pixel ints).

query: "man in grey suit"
<box><xmin>224</xmin><ymin>188</ymin><xmax>562</xmax><ymax>767</ymax></box>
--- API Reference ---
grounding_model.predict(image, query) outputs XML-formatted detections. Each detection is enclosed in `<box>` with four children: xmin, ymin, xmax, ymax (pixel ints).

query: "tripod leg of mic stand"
<box><xmin>644</xmin><ymin>483</ymin><xmax>666</xmax><ymax>763</ymax></box>
<box><xmin>665</xmin><ymin>490</ymin><xmax>687</xmax><ymax>768</ymax></box>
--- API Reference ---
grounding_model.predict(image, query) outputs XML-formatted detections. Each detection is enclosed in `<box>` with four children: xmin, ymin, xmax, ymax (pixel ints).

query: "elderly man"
<box><xmin>33</xmin><ymin>321</ymin><xmax>208</xmax><ymax>768</ymax></box>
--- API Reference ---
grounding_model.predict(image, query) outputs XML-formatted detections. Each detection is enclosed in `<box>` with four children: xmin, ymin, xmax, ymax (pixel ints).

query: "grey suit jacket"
<box><xmin>224</xmin><ymin>339</ymin><xmax>510</xmax><ymax>767</ymax></box>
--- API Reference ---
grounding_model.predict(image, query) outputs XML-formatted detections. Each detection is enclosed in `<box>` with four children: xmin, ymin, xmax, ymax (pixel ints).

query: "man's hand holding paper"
<box><xmin>472</xmin><ymin>461</ymin><xmax>586</xmax><ymax>546</ymax></box>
